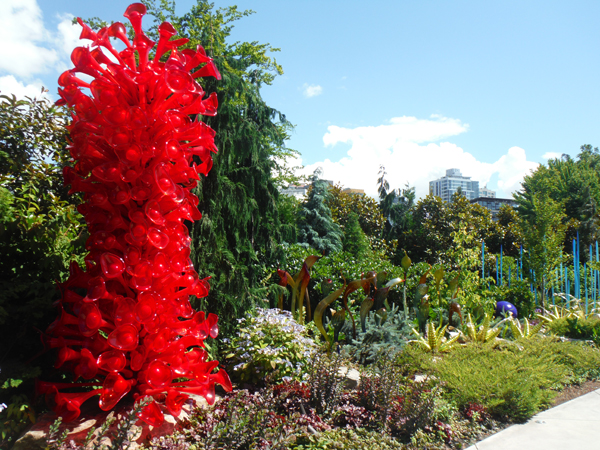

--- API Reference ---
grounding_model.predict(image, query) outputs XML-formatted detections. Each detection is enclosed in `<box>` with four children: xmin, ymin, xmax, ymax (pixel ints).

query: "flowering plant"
<box><xmin>224</xmin><ymin>308</ymin><xmax>316</xmax><ymax>384</ymax></box>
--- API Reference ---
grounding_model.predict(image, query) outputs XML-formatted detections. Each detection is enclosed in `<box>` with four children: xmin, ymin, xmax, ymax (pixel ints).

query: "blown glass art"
<box><xmin>39</xmin><ymin>3</ymin><xmax>231</xmax><ymax>426</ymax></box>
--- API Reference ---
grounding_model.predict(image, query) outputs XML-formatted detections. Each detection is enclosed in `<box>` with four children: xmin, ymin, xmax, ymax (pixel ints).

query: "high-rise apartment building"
<box><xmin>479</xmin><ymin>184</ymin><xmax>496</xmax><ymax>198</ymax></box>
<box><xmin>429</xmin><ymin>168</ymin><xmax>479</xmax><ymax>202</ymax></box>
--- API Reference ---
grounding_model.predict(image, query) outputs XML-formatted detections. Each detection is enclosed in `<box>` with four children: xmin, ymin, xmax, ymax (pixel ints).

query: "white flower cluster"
<box><xmin>229</xmin><ymin>308</ymin><xmax>317</xmax><ymax>380</ymax></box>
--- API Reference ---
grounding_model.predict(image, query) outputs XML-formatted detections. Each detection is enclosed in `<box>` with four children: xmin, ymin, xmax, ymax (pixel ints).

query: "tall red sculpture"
<box><xmin>40</xmin><ymin>3</ymin><xmax>231</xmax><ymax>425</ymax></box>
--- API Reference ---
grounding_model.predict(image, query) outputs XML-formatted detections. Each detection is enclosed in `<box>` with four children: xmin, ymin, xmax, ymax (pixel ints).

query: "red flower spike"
<box><xmin>45</xmin><ymin>3</ymin><xmax>228</xmax><ymax>423</ymax></box>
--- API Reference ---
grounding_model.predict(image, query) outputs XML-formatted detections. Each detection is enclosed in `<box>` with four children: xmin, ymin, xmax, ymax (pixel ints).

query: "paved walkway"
<box><xmin>465</xmin><ymin>388</ymin><xmax>600</xmax><ymax>450</ymax></box>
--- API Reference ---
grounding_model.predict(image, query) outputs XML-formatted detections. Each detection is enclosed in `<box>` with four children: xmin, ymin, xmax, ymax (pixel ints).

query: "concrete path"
<box><xmin>465</xmin><ymin>388</ymin><xmax>600</xmax><ymax>450</ymax></box>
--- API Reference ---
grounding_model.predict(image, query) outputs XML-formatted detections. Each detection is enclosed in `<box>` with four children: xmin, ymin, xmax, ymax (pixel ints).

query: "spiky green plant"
<box><xmin>462</xmin><ymin>313</ymin><xmax>503</xmax><ymax>345</ymax></box>
<box><xmin>410</xmin><ymin>321</ymin><xmax>460</xmax><ymax>353</ymax></box>
<box><xmin>509</xmin><ymin>317</ymin><xmax>545</xmax><ymax>339</ymax></box>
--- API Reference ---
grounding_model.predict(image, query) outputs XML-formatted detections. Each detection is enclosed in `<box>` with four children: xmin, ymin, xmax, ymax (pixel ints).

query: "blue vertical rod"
<box><xmin>500</xmin><ymin>245</ymin><xmax>503</xmax><ymax>287</ymax></box>
<box><xmin>585</xmin><ymin>262</ymin><xmax>588</xmax><ymax>314</ymax></box>
<box><xmin>496</xmin><ymin>256</ymin><xmax>499</xmax><ymax>286</ymax></box>
<box><xmin>521</xmin><ymin>245</ymin><xmax>524</xmax><ymax>281</ymax></box>
<box><xmin>481</xmin><ymin>241</ymin><xmax>485</xmax><ymax>280</ymax></box>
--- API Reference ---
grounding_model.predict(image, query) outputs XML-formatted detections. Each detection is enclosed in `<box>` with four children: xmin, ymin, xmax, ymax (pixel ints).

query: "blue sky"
<box><xmin>2</xmin><ymin>0</ymin><xmax>599</xmax><ymax>198</ymax></box>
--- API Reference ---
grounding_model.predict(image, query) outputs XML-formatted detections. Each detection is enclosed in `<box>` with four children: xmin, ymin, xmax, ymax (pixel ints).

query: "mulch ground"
<box><xmin>551</xmin><ymin>380</ymin><xmax>600</xmax><ymax>407</ymax></box>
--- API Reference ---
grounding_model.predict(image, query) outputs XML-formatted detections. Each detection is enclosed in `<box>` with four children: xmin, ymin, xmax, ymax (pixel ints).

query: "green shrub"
<box><xmin>292</xmin><ymin>427</ymin><xmax>404</xmax><ymax>450</ymax></box>
<box><xmin>428</xmin><ymin>342</ymin><xmax>568</xmax><ymax>422</ymax></box>
<box><xmin>519</xmin><ymin>337</ymin><xmax>600</xmax><ymax>383</ymax></box>
<box><xmin>546</xmin><ymin>316</ymin><xmax>600</xmax><ymax>345</ymax></box>
<box><xmin>491</xmin><ymin>280</ymin><xmax>536</xmax><ymax>319</ymax></box>
<box><xmin>223</xmin><ymin>308</ymin><xmax>317</xmax><ymax>384</ymax></box>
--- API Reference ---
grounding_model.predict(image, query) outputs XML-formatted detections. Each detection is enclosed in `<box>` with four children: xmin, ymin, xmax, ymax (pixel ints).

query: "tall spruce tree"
<box><xmin>297</xmin><ymin>169</ymin><xmax>343</xmax><ymax>254</ymax></box>
<box><xmin>142</xmin><ymin>0</ymin><xmax>296</xmax><ymax>333</ymax></box>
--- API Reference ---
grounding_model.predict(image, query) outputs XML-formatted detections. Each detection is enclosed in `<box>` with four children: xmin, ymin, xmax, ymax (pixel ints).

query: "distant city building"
<box><xmin>471</xmin><ymin>197</ymin><xmax>517</xmax><ymax>221</ymax></box>
<box><xmin>479</xmin><ymin>184</ymin><xmax>496</xmax><ymax>198</ymax></box>
<box><xmin>342</xmin><ymin>188</ymin><xmax>365</xmax><ymax>195</ymax></box>
<box><xmin>280</xmin><ymin>184</ymin><xmax>310</xmax><ymax>199</ymax></box>
<box><xmin>280</xmin><ymin>179</ymin><xmax>335</xmax><ymax>199</ymax></box>
<box><xmin>429</xmin><ymin>168</ymin><xmax>480</xmax><ymax>202</ymax></box>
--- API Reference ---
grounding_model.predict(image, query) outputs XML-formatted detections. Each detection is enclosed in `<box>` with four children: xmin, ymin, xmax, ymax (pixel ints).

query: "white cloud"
<box><xmin>302</xmin><ymin>83</ymin><xmax>323</xmax><ymax>98</ymax></box>
<box><xmin>297</xmin><ymin>115</ymin><xmax>539</xmax><ymax>200</ymax></box>
<box><xmin>0</xmin><ymin>0</ymin><xmax>80</xmax><ymax>91</ymax></box>
<box><xmin>0</xmin><ymin>75</ymin><xmax>51</xmax><ymax>100</ymax></box>
<box><xmin>542</xmin><ymin>152</ymin><xmax>562</xmax><ymax>160</ymax></box>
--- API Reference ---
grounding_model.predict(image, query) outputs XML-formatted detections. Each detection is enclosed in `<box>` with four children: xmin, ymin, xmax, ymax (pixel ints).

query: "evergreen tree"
<box><xmin>142</xmin><ymin>0</ymin><xmax>296</xmax><ymax>333</ymax></box>
<box><xmin>298</xmin><ymin>169</ymin><xmax>343</xmax><ymax>254</ymax></box>
<box><xmin>343</xmin><ymin>212</ymin><xmax>369</xmax><ymax>258</ymax></box>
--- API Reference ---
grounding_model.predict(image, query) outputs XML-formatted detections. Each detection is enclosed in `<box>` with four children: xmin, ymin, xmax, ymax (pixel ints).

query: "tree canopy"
<box><xmin>297</xmin><ymin>169</ymin><xmax>343</xmax><ymax>255</ymax></box>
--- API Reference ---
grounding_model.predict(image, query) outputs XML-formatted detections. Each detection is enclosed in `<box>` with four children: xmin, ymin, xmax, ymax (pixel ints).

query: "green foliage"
<box><xmin>545</xmin><ymin>315</ymin><xmax>600</xmax><ymax>345</ymax></box>
<box><xmin>377</xmin><ymin>166</ymin><xmax>415</xmax><ymax>258</ymax></box>
<box><xmin>223</xmin><ymin>308</ymin><xmax>316</xmax><ymax>384</ymax></box>
<box><xmin>491</xmin><ymin>280</ymin><xmax>536</xmax><ymax>319</ymax></box>
<box><xmin>405</xmin><ymin>194</ymin><xmax>509</xmax><ymax>264</ymax></box>
<box><xmin>344</xmin><ymin>303</ymin><xmax>412</xmax><ymax>365</ymax></box>
<box><xmin>298</xmin><ymin>169</ymin><xmax>343</xmax><ymax>255</ymax></box>
<box><xmin>460</xmin><ymin>313</ymin><xmax>503</xmax><ymax>345</ymax></box>
<box><xmin>278</xmin><ymin>192</ymin><xmax>301</xmax><ymax>243</ymax></box>
<box><xmin>387</xmin><ymin>380</ymin><xmax>455</xmax><ymax>441</ymax></box>
<box><xmin>427</xmin><ymin>342</ymin><xmax>568</xmax><ymax>422</ymax></box>
<box><xmin>0</xmin><ymin>94</ymin><xmax>85</xmax><ymax>360</ymax></box>
<box><xmin>342</xmin><ymin>212</ymin><xmax>370</xmax><ymax>258</ymax></box>
<box><xmin>0</xmin><ymin>394</ymin><xmax>35</xmax><ymax>448</ymax></box>
<box><xmin>304</xmin><ymin>351</ymin><xmax>348</xmax><ymax>417</ymax></box>
<box><xmin>515</xmin><ymin>145</ymin><xmax>600</xmax><ymax>256</ymax></box>
<box><xmin>409</xmin><ymin>322</ymin><xmax>460</xmax><ymax>353</ymax></box>
<box><xmin>161</xmin><ymin>389</ymin><xmax>297</xmax><ymax>450</ymax></box>
<box><xmin>291</xmin><ymin>428</ymin><xmax>404</xmax><ymax>450</ymax></box>
<box><xmin>518</xmin><ymin>191</ymin><xmax>567</xmax><ymax>307</ymax></box>
<box><xmin>327</xmin><ymin>183</ymin><xmax>390</xmax><ymax>254</ymax></box>
<box><xmin>355</xmin><ymin>350</ymin><xmax>406</xmax><ymax>427</ymax></box>
<box><xmin>508</xmin><ymin>317</ymin><xmax>545</xmax><ymax>340</ymax></box>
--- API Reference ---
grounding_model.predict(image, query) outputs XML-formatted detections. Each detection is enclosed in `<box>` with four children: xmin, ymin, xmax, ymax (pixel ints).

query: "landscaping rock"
<box><xmin>338</xmin><ymin>366</ymin><xmax>361</xmax><ymax>389</ymax></box>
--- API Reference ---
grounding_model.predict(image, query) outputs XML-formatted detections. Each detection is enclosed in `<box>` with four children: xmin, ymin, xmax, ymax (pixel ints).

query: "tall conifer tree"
<box><xmin>297</xmin><ymin>169</ymin><xmax>343</xmax><ymax>254</ymax></box>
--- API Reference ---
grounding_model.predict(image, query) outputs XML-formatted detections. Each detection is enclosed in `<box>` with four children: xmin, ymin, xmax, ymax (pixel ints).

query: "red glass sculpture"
<box><xmin>44</xmin><ymin>3</ymin><xmax>232</xmax><ymax>425</ymax></box>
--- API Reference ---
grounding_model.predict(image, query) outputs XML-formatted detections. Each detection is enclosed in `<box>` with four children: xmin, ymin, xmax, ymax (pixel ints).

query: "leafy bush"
<box><xmin>519</xmin><ymin>337</ymin><xmax>600</xmax><ymax>383</ymax></box>
<box><xmin>170</xmin><ymin>390</ymin><xmax>295</xmax><ymax>450</ymax></box>
<box><xmin>388</xmin><ymin>380</ymin><xmax>456</xmax><ymax>440</ymax></box>
<box><xmin>427</xmin><ymin>342</ymin><xmax>568</xmax><ymax>422</ymax></box>
<box><xmin>491</xmin><ymin>280</ymin><xmax>536</xmax><ymax>319</ymax></box>
<box><xmin>355</xmin><ymin>351</ymin><xmax>406</xmax><ymax>427</ymax></box>
<box><xmin>0</xmin><ymin>94</ymin><xmax>85</xmax><ymax>365</ymax></box>
<box><xmin>223</xmin><ymin>308</ymin><xmax>317</xmax><ymax>384</ymax></box>
<box><xmin>291</xmin><ymin>428</ymin><xmax>404</xmax><ymax>450</ymax></box>
<box><xmin>546</xmin><ymin>316</ymin><xmax>600</xmax><ymax>345</ymax></box>
<box><xmin>304</xmin><ymin>351</ymin><xmax>348</xmax><ymax>417</ymax></box>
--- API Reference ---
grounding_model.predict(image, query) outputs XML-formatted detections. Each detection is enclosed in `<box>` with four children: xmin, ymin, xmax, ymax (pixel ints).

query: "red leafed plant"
<box><xmin>38</xmin><ymin>3</ymin><xmax>232</xmax><ymax>425</ymax></box>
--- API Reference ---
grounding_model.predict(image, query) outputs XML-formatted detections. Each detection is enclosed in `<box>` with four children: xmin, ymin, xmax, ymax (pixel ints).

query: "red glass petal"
<box><xmin>99</xmin><ymin>373</ymin><xmax>132</xmax><ymax>410</ymax></box>
<box><xmin>108</xmin><ymin>324</ymin><xmax>139</xmax><ymax>351</ymax></box>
